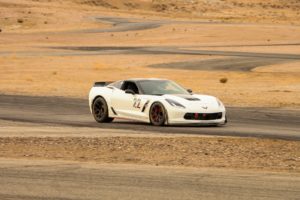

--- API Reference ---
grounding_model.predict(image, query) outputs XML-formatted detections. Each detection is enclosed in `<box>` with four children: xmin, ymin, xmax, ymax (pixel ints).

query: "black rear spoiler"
<box><xmin>94</xmin><ymin>81</ymin><xmax>113</xmax><ymax>87</ymax></box>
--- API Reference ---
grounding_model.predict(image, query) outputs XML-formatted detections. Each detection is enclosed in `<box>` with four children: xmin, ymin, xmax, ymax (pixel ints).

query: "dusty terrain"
<box><xmin>1</xmin><ymin>136</ymin><xmax>299</xmax><ymax>172</ymax></box>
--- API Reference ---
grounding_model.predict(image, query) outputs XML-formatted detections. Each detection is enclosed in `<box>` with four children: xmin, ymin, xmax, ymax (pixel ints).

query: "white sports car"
<box><xmin>89</xmin><ymin>78</ymin><xmax>227</xmax><ymax>126</ymax></box>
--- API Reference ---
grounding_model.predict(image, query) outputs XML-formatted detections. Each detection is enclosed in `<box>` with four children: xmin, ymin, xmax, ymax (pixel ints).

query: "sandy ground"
<box><xmin>0</xmin><ymin>0</ymin><xmax>300</xmax><ymax>108</ymax></box>
<box><xmin>0</xmin><ymin>135</ymin><xmax>299</xmax><ymax>173</ymax></box>
<box><xmin>2</xmin><ymin>0</ymin><xmax>299</xmax><ymax>27</ymax></box>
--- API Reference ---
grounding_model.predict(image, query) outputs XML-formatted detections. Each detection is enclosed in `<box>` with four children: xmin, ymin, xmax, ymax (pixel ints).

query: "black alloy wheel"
<box><xmin>150</xmin><ymin>102</ymin><xmax>167</xmax><ymax>126</ymax></box>
<box><xmin>92</xmin><ymin>97</ymin><xmax>114</xmax><ymax>123</ymax></box>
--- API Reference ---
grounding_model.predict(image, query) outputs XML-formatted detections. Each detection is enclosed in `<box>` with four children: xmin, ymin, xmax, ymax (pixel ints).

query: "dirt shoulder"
<box><xmin>0</xmin><ymin>136</ymin><xmax>299</xmax><ymax>173</ymax></box>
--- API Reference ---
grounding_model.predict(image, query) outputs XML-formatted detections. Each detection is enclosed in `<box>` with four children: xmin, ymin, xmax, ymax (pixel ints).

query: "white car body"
<box><xmin>89</xmin><ymin>78</ymin><xmax>226</xmax><ymax>125</ymax></box>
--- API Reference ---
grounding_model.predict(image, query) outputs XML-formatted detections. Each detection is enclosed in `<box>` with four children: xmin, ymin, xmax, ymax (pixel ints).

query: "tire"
<box><xmin>92</xmin><ymin>97</ymin><xmax>114</xmax><ymax>123</ymax></box>
<box><xmin>149</xmin><ymin>102</ymin><xmax>167</xmax><ymax>126</ymax></box>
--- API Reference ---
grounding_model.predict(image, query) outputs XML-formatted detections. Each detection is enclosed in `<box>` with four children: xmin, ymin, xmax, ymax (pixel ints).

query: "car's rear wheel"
<box><xmin>92</xmin><ymin>97</ymin><xmax>114</xmax><ymax>123</ymax></box>
<box><xmin>149</xmin><ymin>102</ymin><xmax>167</xmax><ymax>126</ymax></box>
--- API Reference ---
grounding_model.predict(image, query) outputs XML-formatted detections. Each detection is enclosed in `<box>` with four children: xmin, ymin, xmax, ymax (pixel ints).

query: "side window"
<box><xmin>121</xmin><ymin>82</ymin><xmax>139</xmax><ymax>94</ymax></box>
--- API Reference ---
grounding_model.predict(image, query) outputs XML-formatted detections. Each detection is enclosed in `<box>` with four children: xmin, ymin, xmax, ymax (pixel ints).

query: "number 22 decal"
<box><xmin>133</xmin><ymin>98</ymin><xmax>141</xmax><ymax>109</ymax></box>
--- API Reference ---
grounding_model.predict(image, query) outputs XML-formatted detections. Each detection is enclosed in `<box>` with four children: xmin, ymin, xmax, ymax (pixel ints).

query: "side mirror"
<box><xmin>125</xmin><ymin>89</ymin><xmax>135</xmax><ymax>95</ymax></box>
<box><xmin>187</xmin><ymin>89</ymin><xmax>193</xmax><ymax>94</ymax></box>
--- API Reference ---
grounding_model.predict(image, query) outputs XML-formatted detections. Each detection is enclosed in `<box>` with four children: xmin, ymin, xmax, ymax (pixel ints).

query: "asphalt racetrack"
<box><xmin>0</xmin><ymin>159</ymin><xmax>299</xmax><ymax>200</ymax></box>
<box><xmin>1</xmin><ymin>16</ymin><xmax>300</xmax><ymax>73</ymax></box>
<box><xmin>0</xmin><ymin>95</ymin><xmax>299</xmax><ymax>140</ymax></box>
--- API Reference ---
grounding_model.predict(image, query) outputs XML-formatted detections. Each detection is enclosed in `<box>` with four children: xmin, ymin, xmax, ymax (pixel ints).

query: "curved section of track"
<box><xmin>0</xmin><ymin>95</ymin><xmax>299</xmax><ymax>140</ymax></box>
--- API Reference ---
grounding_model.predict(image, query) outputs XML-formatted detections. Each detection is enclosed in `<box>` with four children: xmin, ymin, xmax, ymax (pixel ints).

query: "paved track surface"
<box><xmin>77</xmin><ymin>16</ymin><xmax>254</xmax><ymax>33</ymax></box>
<box><xmin>0</xmin><ymin>95</ymin><xmax>299</xmax><ymax>140</ymax></box>
<box><xmin>0</xmin><ymin>159</ymin><xmax>299</xmax><ymax>200</ymax></box>
<box><xmin>148</xmin><ymin>56</ymin><xmax>287</xmax><ymax>71</ymax></box>
<box><xmin>1</xmin><ymin>16</ymin><xmax>300</xmax><ymax>72</ymax></box>
<box><xmin>89</xmin><ymin>16</ymin><xmax>162</xmax><ymax>33</ymax></box>
<box><xmin>1</xmin><ymin>45</ymin><xmax>298</xmax><ymax>71</ymax></box>
<box><xmin>47</xmin><ymin>16</ymin><xmax>300</xmax><ymax>71</ymax></box>
<box><xmin>53</xmin><ymin>46</ymin><xmax>300</xmax><ymax>60</ymax></box>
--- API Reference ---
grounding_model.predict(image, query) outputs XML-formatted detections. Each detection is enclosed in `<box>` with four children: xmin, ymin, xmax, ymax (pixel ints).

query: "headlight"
<box><xmin>165</xmin><ymin>99</ymin><xmax>185</xmax><ymax>108</ymax></box>
<box><xmin>216</xmin><ymin>98</ymin><xmax>224</xmax><ymax>108</ymax></box>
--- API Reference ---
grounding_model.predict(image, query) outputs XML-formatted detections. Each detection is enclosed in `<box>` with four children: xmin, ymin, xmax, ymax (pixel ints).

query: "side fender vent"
<box><xmin>111</xmin><ymin>107</ymin><xmax>118</xmax><ymax>115</ymax></box>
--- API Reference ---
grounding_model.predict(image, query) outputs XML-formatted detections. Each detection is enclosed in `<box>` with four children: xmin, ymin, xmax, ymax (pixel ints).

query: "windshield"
<box><xmin>138</xmin><ymin>80</ymin><xmax>189</xmax><ymax>95</ymax></box>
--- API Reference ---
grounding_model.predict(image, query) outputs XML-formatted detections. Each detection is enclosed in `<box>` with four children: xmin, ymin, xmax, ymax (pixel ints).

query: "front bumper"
<box><xmin>166</xmin><ymin>106</ymin><xmax>226</xmax><ymax>125</ymax></box>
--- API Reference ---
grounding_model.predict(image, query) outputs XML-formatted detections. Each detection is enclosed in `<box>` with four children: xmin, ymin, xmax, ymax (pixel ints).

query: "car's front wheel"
<box><xmin>149</xmin><ymin>102</ymin><xmax>167</xmax><ymax>126</ymax></box>
<box><xmin>92</xmin><ymin>97</ymin><xmax>114</xmax><ymax>123</ymax></box>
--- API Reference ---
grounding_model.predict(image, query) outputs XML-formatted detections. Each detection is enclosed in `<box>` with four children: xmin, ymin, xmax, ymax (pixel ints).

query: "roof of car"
<box><xmin>126</xmin><ymin>78</ymin><xmax>167</xmax><ymax>82</ymax></box>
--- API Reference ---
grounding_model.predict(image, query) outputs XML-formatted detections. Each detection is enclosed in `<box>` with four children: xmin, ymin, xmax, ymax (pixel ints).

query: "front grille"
<box><xmin>184</xmin><ymin>112</ymin><xmax>222</xmax><ymax>120</ymax></box>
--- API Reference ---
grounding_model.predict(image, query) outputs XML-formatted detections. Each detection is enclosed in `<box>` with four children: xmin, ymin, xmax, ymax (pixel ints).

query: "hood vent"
<box><xmin>185</xmin><ymin>97</ymin><xmax>200</xmax><ymax>101</ymax></box>
<box><xmin>172</xmin><ymin>94</ymin><xmax>201</xmax><ymax>101</ymax></box>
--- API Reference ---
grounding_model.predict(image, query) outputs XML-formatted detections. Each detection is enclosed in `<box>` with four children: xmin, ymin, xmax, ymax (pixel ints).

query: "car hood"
<box><xmin>162</xmin><ymin>94</ymin><xmax>221</xmax><ymax>109</ymax></box>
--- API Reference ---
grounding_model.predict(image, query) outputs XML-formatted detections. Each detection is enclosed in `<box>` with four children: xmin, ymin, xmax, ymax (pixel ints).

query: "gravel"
<box><xmin>0</xmin><ymin>136</ymin><xmax>299</xmax><ymax>172</ymax></box>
